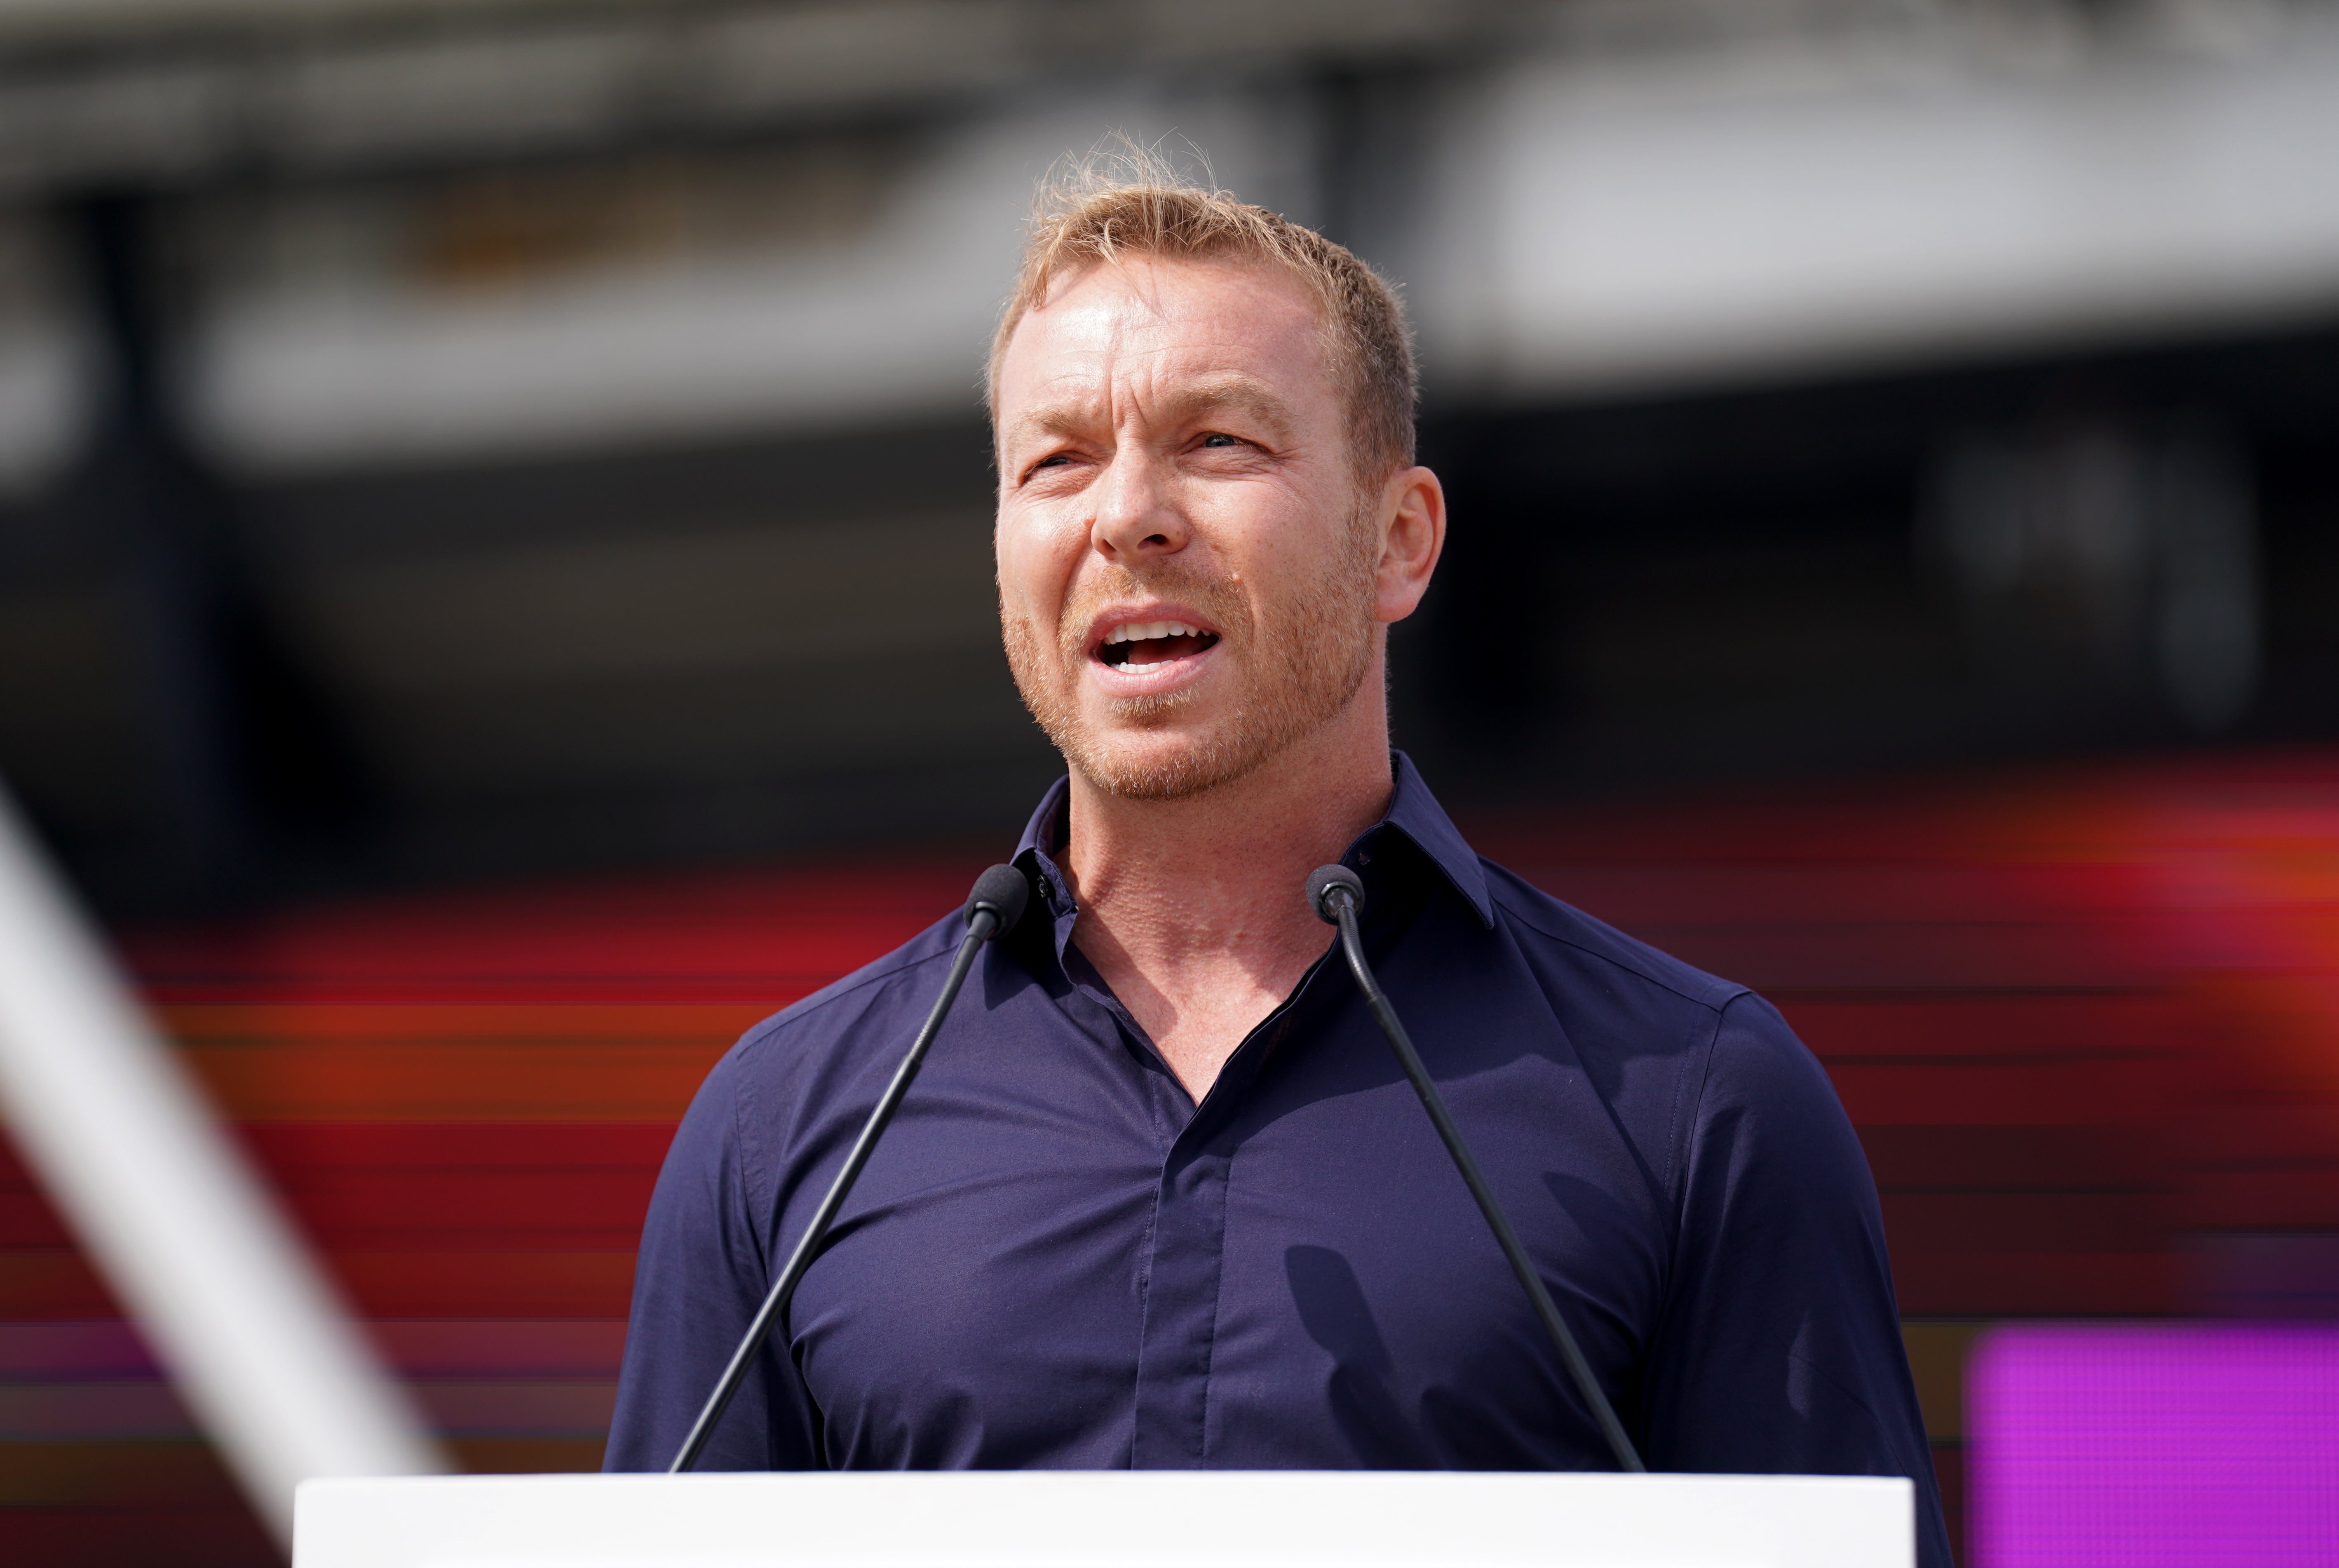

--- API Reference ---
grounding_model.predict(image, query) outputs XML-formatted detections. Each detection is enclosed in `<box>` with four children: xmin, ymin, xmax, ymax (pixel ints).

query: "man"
<box><xmin>607</xmin><ymin>170</ymin><xmax>1950</xmax><ymax>1568</ymax></box>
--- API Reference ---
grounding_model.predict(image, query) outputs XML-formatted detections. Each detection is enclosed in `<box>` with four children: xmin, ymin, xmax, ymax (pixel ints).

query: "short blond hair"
<box><xmin>988</xmin><ymin>152</ymin><xmax>1417</xmax><ymax>481</ymax></box>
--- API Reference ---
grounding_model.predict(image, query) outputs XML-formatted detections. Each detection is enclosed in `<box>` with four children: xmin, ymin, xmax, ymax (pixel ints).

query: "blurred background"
<box><xmin>1</xmin><ymin>0</ymin><xmax>2336</xmax><ymax>1562</ymax></box>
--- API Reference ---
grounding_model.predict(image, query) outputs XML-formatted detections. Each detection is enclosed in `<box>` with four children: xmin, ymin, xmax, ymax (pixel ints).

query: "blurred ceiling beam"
<box><xmin>0</xmin><ymin>0</ymin><xmax>1502</xmax><ymax>190</ymax></box>
<box><xmin>1407</xmin><ymin>1</ymin><xmax>2339</xmax><ymax>399</ymax></box>
<box><xmin>0</xmin><ymin>2</ymin><xmax>2321</xmax><ymax>188</ymax></box>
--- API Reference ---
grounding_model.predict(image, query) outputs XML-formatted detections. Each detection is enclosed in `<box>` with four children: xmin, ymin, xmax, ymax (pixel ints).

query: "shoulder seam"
<box><xmin>1676</xmin><ymin>993</ymin><xmax>1736</xmax><ymax>1191</ymax></box>
<box><xmin>733</xmin><ymin>932</ymin><xmax>961</xmax><ymax>1054</ymax></box>
<box><xmin>1658</xmin><ymin>990</ymin><xmax>1738</xmax><ymax>1357</ymax></box>
<box><xmin>1487</xmin><ymin>874</ymin><xmax>1749</xmax><ymax>1013</ymax></box>
<box><xmin>728</xmin><ymin>1058</ymin><xmax>760</xmax><ymax>1275</ymax></box>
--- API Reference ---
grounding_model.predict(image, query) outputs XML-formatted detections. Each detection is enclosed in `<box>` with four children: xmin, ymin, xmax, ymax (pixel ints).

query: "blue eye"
<box><xmin>1201</xmin><ymin>434</ymin><xmax>1239</xmax><ymax>448</ymax></box>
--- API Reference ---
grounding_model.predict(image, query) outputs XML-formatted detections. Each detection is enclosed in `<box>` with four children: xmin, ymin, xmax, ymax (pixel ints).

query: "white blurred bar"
<box><xmin>0</xmin><ymin>780</ymin><xmax>448</xmax><ymax>1546</ymax></box>
<box><xmin>1411</xmin><ymin>15</ymin><xmax>2339</xmax><ymax>398</ymax></box>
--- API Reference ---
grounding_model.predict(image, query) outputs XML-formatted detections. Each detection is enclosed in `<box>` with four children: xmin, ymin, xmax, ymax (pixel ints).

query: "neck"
<box><xmin>1060</xmin><ymin>657</ymin><xmax>1396</xmax><ymax>1101</ymax></box>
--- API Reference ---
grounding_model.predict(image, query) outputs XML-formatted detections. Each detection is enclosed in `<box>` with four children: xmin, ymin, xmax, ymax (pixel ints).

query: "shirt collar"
<box><xmin>1010</xmin><ymin>750</ymin><xmax>1493</xmax><ymax>931</ymax></box>
<box><xmin>1373</xmin><ymin>751</ymin><xmax>1495</xmax><ymax>927</ymax></box>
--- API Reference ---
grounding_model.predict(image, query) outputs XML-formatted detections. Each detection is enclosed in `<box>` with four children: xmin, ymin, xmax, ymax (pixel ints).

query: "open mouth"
<box><xmin>1096</xmin><ymin>619</ymin><xmax>1222</xmax><ymax>672</ymax></box>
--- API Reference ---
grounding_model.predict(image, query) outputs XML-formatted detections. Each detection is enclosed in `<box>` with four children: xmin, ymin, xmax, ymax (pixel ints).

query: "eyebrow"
<box><xmin>1005</xmin><ymin>375</ymin><xmax>1301</xmax><ymax>453</ymax></box>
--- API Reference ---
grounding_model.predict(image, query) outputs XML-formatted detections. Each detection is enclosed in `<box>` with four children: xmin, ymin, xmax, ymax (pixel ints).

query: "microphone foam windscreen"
<box><xmin>964</xmin><ymin>863</ymin><xmax>1030</xmax><ymax>934</ymax></box>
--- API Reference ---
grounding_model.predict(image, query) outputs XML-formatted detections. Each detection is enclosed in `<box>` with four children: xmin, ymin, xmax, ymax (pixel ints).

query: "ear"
<box><xmin>1372</xmin><ymin>466</ymin><xmax>1446</xmax><ymax>625</ymax></box>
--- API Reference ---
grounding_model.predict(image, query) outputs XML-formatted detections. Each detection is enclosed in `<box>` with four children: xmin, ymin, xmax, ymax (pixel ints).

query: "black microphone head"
<box><xmin>1307</xmin><ymin>863</ymin><xmax>1365</xmax><ymax>924</ymax></box>
<box><xmin>963</xmin><ymin>863</ymin><xmax>1030</xmax><ymax>938</ymax></box>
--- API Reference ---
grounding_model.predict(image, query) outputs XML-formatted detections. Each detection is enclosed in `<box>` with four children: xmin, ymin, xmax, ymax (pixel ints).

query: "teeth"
<box><xmin>1105</xmin><ymin>619</ymin><xmax>1200</xmax><ymax>645</ymax></box>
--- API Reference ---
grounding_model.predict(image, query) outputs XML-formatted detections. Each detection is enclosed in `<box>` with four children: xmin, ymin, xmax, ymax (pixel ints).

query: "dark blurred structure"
<box><xmin>1415</xmin><ymin>329</ymin><xmax>2339</xmax><ymax>793</ymax></box>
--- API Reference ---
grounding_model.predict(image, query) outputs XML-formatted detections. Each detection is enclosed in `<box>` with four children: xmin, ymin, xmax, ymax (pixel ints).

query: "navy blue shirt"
<box><xmin>607</xmin><ymin>756</ymin><xmax>1950</xmax><ymax>1568</ymax></box>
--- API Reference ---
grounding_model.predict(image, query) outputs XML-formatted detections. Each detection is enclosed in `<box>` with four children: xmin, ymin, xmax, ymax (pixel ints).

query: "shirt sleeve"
<box><xmin>603</xmin><ymin>1040</ymin><xmax>825</xmax><ymax>1471</ymax></box>
<box><xmin>1639</xmin><ymin>991</ymin><xmax>1952</xmax><ymax>1568</ymax></box>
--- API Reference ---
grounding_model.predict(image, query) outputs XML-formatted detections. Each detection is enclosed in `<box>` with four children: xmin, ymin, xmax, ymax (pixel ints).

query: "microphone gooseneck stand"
<box><xmin>667</xmin><ymin>863</ymin><xmax>1030</xmax><ymax>1473</ymax></box>
<box><xmin>1307</xmin><ymin>864</ymin><xmax>1648</xmax><ymax>1473</ymax></box>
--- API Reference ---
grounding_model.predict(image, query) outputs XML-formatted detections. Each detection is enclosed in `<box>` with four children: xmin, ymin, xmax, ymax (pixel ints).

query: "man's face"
<box><xmin>993</xmin><ymin>255</ymin><xmax>1382</xmax><ymax>800</ymax></box>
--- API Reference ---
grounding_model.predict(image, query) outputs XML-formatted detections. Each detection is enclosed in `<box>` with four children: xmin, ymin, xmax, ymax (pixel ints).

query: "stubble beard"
<box><xmin>1002</xmin><ymin>509</ymin><xmax>1382</xmax><ymax>803</ymax></box>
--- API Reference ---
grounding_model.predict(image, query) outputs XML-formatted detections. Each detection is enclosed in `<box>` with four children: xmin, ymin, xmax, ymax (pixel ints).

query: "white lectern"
<box><xmin>296</xmin><ymin>1471</ymin><xmax>1913</xmax><ymax>1568</ymax></box>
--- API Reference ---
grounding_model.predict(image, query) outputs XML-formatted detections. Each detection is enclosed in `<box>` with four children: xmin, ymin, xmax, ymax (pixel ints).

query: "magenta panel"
<box><xmin>1970</xmin><ymin>1323</ymin><xmax>2339</xmax><ymax>1567</ymax></box>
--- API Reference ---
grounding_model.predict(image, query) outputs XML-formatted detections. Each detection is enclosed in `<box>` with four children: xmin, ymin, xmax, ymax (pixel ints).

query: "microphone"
<box><xmin>668</xmin><ymin>863</ymin><xmax>1030</xmax><ymax>1472</ymax></box>
<box><xmin>1307</xmin><ymin>864</ymin><xmax>1647</xmax><ymax>1472</ymax></box>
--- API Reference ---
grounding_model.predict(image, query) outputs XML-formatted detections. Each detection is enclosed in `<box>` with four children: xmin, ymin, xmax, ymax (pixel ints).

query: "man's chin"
<box><xmin>1069</xmin><ymin>727</ymin><xmax>1270</xmax><ymax>804</ymax></box>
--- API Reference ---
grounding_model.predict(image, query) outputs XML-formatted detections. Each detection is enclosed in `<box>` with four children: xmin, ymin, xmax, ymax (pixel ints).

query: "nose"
<box><xmin>1089</xmin><ymin>446</ymin><xmax>1190</xmax><ymax>564</ymax></box>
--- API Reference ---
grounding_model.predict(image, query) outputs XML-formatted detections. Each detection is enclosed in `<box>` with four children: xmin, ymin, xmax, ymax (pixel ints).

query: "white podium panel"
<box><xmin>296</xmin><ymin>1471</ymin><xmax>1913</xmax><ymax>1568</ymax></box>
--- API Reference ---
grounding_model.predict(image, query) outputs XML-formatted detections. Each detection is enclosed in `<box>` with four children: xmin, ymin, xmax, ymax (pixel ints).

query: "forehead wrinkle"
<box><xmin>1006</xmin><ymin>399</ymin><xmax>1096</xmax><ymax>448</ymax></box>
<box><xmin>1006</xmin><ymin>370</ymin><xmax>1301</xmax><ymax>453</ymax></box>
